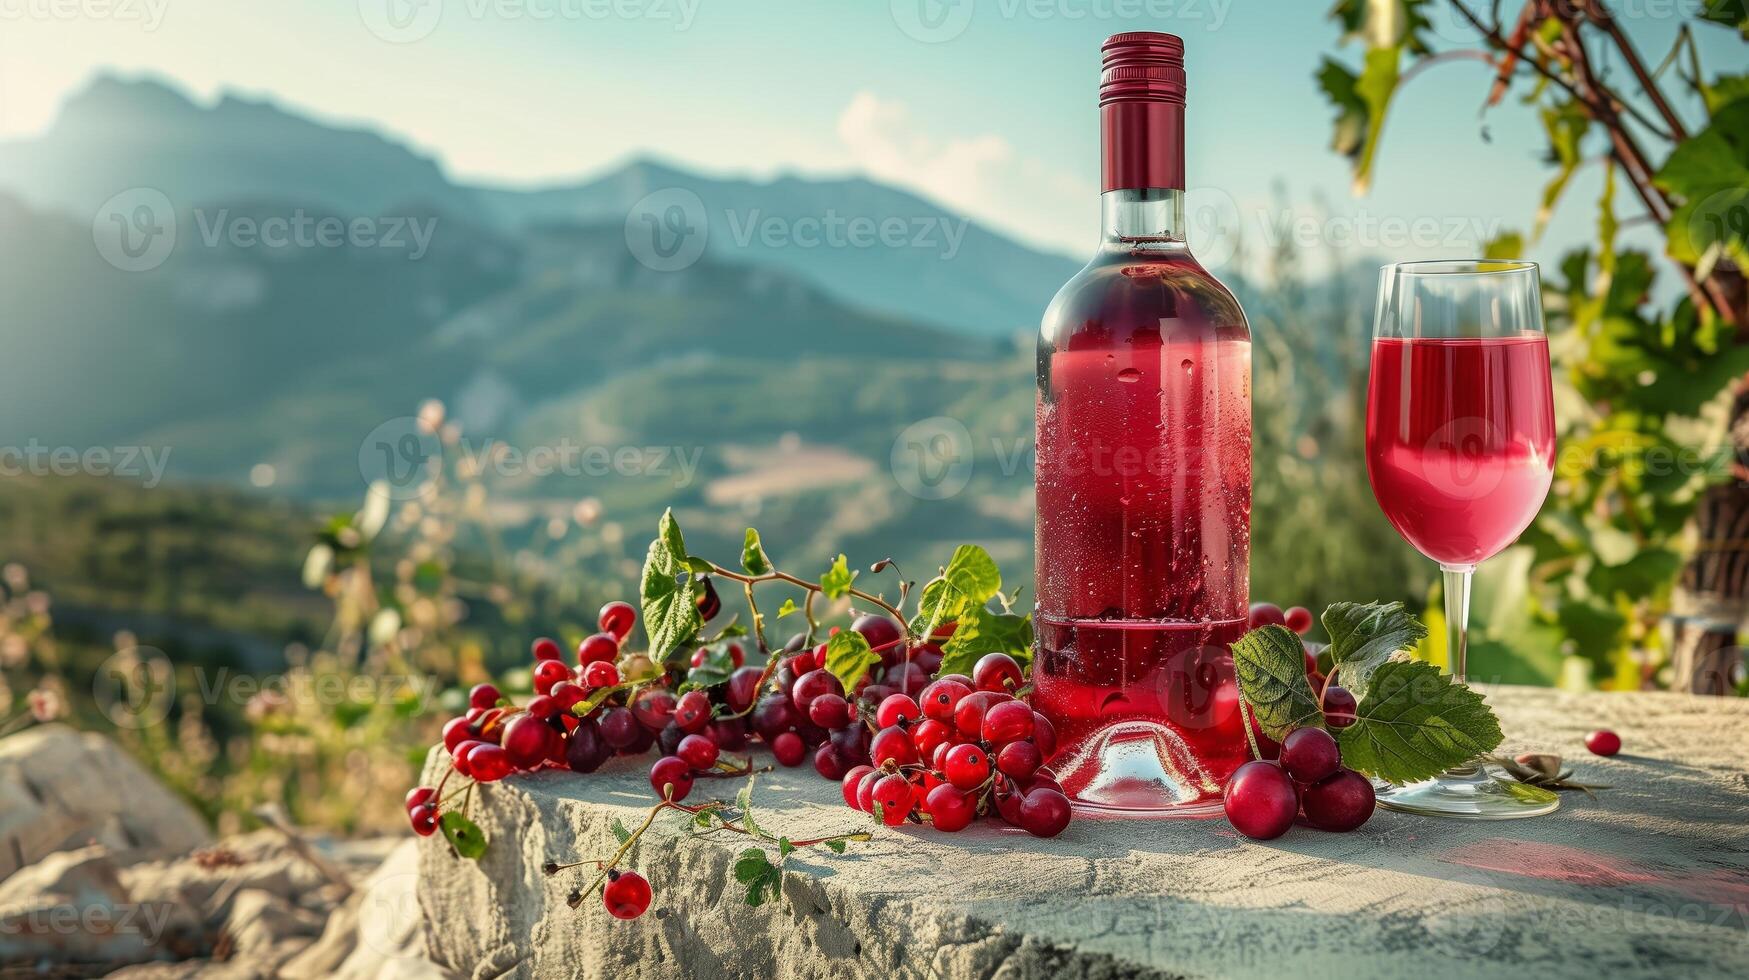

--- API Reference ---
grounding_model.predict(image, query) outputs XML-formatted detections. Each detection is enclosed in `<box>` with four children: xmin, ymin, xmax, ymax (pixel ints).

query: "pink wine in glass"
<box><xmin>1366</xmin><ymin>335</ymin><xmax>1555</xmax><ymax>568</ymax></box>
<box><xmin>1032</xmin><ymin>33</ymin><xmax>1252</xmax><ymax>814</ymax></box>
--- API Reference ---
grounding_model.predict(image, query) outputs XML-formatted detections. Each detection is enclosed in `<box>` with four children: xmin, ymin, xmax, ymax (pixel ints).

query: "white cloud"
<box><xmin>834</xmin><ymin>91</ymin><xmax>1091</xmax><ymax>257</ymax></box>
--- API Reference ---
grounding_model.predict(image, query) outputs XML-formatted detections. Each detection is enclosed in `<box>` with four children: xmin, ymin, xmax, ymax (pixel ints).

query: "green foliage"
<box><xmin>1322</xmin><ymin>601</ymin><xmax>1428</xmax><ymax>700</ymax></box>
<box><xmin>1232</xmin><ymin>625</ymin><xmax>1324</xmax><ymax>739</ymax></box>
<box><xmin>640</xmin><ymin>509</ymin><xmax>703</xmax><ymax>661</ymax></box>
<box><xmin>440</xmin><ymin>810</ymin><xmax>487</xmax><ymax>860</ymax></box>
<box><xmin>937</xmin><ymin>607</ymin><xmax>1033</xmax><ymax>678</ymax></box>
<box><xmin>823</xmin><ymin>629</ymin><xmax>879</xmax><ymax>691</ymax></box>
<box><xmin>1337</xmin><ymin>660</ymin><xmax>1505</xmax><ymax>784</ymax></box>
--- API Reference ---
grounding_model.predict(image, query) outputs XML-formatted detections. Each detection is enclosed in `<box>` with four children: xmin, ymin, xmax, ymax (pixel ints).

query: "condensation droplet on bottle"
<box><xmin>1116</xmin><ymin>367</ymin><xmax>1142</xmax><ymax>383</ymax></box>
<box><xmin>1181</xmin><ymin>358</ymin><xmax>1194</xmax><ymax>375</ymax></box>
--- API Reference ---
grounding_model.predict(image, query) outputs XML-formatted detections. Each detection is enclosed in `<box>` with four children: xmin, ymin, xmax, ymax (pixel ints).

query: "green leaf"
<box><xmin>937</xmin><ymin>607</ymin><xmax>1033</xmax><ymax>679</ymax></box>
<box><xmin>1495</xmin><ymin>778</ymin><xmax>1559</xmax><ymax>805</ymax></box>
<box><xmin>1656</xmin><ymin>98</ymin><xmax>1749</xmax><ymax>269</ymax></box>
<box><xmin>439</xmin><ymin>811</ymin><xmax>487</xmax><ymax>860</ymax></box>
<box><xmin>611</xmin><ymin>817</ymin><xmax>632</xmax><ymax>844</ymax></box>
<box><xmin>823</xmin><ymin>630</ymin><xmax>880</xmax><ymax>692</ymax></box>
<box><xmin>1231</xmin><ymin>625</ymin><xmax>1323</xmax><ymax>739</ymax></box>
<box><xmin>640</xmin><ymin>509</ymin><xmax>703</xmax><ymax>660</ymax></box>
<box><xmin>778</xmin><ymin>837</ymin><xmax>795</xmax><ymax>858</ymax></box>
<box><xmin>733</xmin><ymin>847</ymin><xmax>773</xmax><ymax>885</ymax></box>
<box><xmin>1700</xmin><ymin>0</ymin><xmax>1749</xmax><ymax>39</ymax></box>
<box><xmin>682</xmin><ymin>643</ymin><xmax>737</xmax><ymax>691</ymax></box>
<box><xmin>741</xmin><ymin>528</ymin><xmax>772</xmax><ymax>576</ymax></box>
<box><xmin>776</xmin><ymin>598</ymin><xmax>798</xmax><ymax>619</ymax></box>
<box><xmin>1321</xmin><ymin>601</ymin><xmax>1428</xmax><ymax>701</ymax></box>
<box><xmin>913</xmin><ymin>545</ymin><xmax>1002</xmax><ymax>637</ymax></box>
<box><xmin>820</xmin><ymin>554</ymin><xmax>856</xmax><ymax>600</ymax></box>
<box><xmin>1317</xmin><ymin>58</ymin><xmax>1367</xmax><ymax>162</ymax></box>
<box><xmin>824</xmin><ymin>839</ymin><xmax>847</xmax><ymax>854</ymax></box>
<box><xmin>1533</xmin><ymin>101</ymin><xmax>1590</xmax><ymax>241</ymax></box>
<box><xmin>1351</xmin><ymin>45</ymin><xmax>1402</xmax><ymax>194</ymax></box>
<box><xmin>1483</xmin><ymin>230</ymin><xmax>1524</xmax><ymax>260</ymax></box>
<box><xmin>736</xmin><ymin>777</ymin><xmax>767</xmax><ymax>839</ymax></box>
<box><xmin>1336</xmin><ymin>660</ymin><xmax>1504</xmax><ymax>785</ymax></box>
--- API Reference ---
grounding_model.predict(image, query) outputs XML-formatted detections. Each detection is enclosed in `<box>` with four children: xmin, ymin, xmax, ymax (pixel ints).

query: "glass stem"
<box><xmin>1441</xmin><ymin>563</ymin><xmax>1474</xmax><ymax>683</ymax></box>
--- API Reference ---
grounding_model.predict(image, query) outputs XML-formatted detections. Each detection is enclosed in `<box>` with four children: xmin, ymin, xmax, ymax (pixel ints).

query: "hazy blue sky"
<box><xmin>1</xmin><ymin>0</ymin><xmax>1736</xmax><ymax>276</ymax></box>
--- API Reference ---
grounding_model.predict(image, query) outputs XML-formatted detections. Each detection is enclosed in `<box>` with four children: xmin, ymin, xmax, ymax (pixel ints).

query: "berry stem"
<box><xmin>1237</xmin><ymin>696</ymin><xmax>1263</xmax><ymax>762</ymax></box>
<box><xmin>707</xmin><ymin>564</ymin><xmax>909</xmax><ymax>636</ymax></box>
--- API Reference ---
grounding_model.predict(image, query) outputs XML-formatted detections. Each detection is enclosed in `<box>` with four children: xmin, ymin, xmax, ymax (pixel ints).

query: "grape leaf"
<box><xmin>1656</xmin><ymin>98</ymin><xmax>1749</xmax><ymax>270</ymax></box>
<box><xmin>640</xmin><ymin>509</ymin><xmax>702</xmax><ymax>660</ymax></box>
<box><xmin>741</xmin><ymin>528</ymin><xmax>772</xmax><ymax>576</ymax></box>
<box><xmin>681</xmin><ymin>643</ymin><xmax>737</xmax><ymax>691</ymax></box>
<box><xmin>1232</xmin><ymin>625</ymin><xmax>1323</xmax><ymax>739</ymax></box>
<box><xmin>937</xmin><ymin>607</ymin><xmax>1032</xmax><ymax>679</ymax></box>
<box><xmin>912</xmin><ymin>545</ymin><xmax>1002</xmax><ymax>637</ymax></box>
<box><xmin>823</xmin><ymin>630</ymin><xmax>879</xmax><ymax>691</ymax></box>
<box><xmin>1336</xmin><ymin>659</ymin><xmax>1504</xmax><ymax>785</ymax></box>
<box><xmin>1700</xmin><ymin>0</ymin><xmax>1748</xmax><ymax>39</ymax></box>
<box><xmin>1321</xmin><ymin>601</ymin><xmax>1428</xmax><ymax>701</ymax></box>
<box><xmin>610</xmin><ymin>817</ymin><xmax>632</xmax><ymax>844</ymax></box>
<box><xmin>820</xmin><ymin>554</ymin><xmax>856</xmax><ymax>599</ymax></box>
<box><xmin>439</xmin><ymin>811</ymin><xmax>487</xmax><ymax>860</ymax></box>
<box><xmin>732</xmin><ymin>847</ymin><xmax>782</xmax><ymax>907</ymax></box>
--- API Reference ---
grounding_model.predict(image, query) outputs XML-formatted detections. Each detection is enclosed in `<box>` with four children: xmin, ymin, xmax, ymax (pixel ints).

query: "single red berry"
<box><xmin>882</xmin><ymin>661</ymin><xmax>930</xmax><ymax>698</ymax></box>
<box><xmin>469</xmin><ymin>683</ymin><xmax>502</xmax><ymax>710</ymax></box>
<box><xmin>451</xmin><ymin>740</ymin><xmax>486</xmax><ymax>776</ymax></box>
<box><xmin>869</xmin><ymin>727</ymin><xmax>918</xmax><ymax>768</ymax></box>
<box><xmin>405</xmin><ymin>786</ymin><xmax>436</xmax><ymax>812</ymax></box>
<box><xmin>814</xmin><ymin>743</ymin><xmax>851</xmax><ymax>780</ymax></box>
<box><xmin>981</xmin><ymin>700</ymin><xmax>1035</xmax><ymax>744</ymax></box>
<box><xmin>809</xmin><ymin>643</ymin><xmax>830</xmax><ymax>673</ymax></box>
<box><xmin>650</xmin><ymin>756</ymin><xmax>694</xmax><ymax>801</ymax></box>
<box><xmin>726</xmin><ymin>666</ymin><xmax>765</xmax><ymax>714</ymax></box>
<box><xmin>409</xmin><ymin>803</ymin><xmax>438</xmax><ymax>836</ymax></box>
<box><xmin>770</xmin><ymin>731</ymin><xmax>807</xmax><ymax>767</ymax></box>
<box><xmin>598</xmin><ymin>601</ymin><xmax>637</xmax><ymax>642</ymax></box>
<box><xmin>532</xmin><ymin>659</ymin><xmax>570</xmax><ymax>696</ymax></box>
<box><xmin>911</xmin><ymin>718</ymin><xmax>955</xmax><ymax>762</ymax></box>
<box><xmin>577</xmin><ymin>633</ymin><xmax>619</xmax><ymax>666</ymax></box>
<box><xmin>469</xmin><ymin>745</ymin><xmax>513</xmax><ymax>783</ymax></box>
<box><xmin>918</xmin><ymin>678</ymin><xmax>972</xmax><ymax>722</ymax></box>
<box><xmin>676</xmin><ymin>733</ymin><xmax>719</xmax><ymax>771</ymax></box>
<box><xmin>631</xmin><ymin>689</ymin><xmax>678</xmax><ymax>732</ymax></box>
<box><xmin>1019</xmin><ymin>788</ymin><xmax>1072</xmax><ymax>838</ymax></box>
<box><xmin>530</xmin><ymin>637</ymin><xmax>564</xmax><ymax>662</ymax></box>
<box><xmin>1030</xmin><ymin>712</ymin><xmax>1057</xmax><ymax>757</ymax></box>
<box><xmin>550</xmin><ymin>681</ymin><xmax>588</xmax><ymax>712</ymax></box>
<box><xmin>1322</xmin><ymin>685</ymin><xmax>1358</xmax><ymax>728</ymax></box>
<box><xmin>1280</xmin><ymin>727</ymin><xmax>1342</xmax><ymax>785</ymax></box>
<box><xmin>943</xmin><ymin>743</ymin><xmax>991</xmax><ymax>791</ymax></box>
<box><xmin>996</xmin><ymin>739</ymin><xmax>1042</xmax><ymax>781</ymax></box>
<box><xmin>441</xmin><ymin>716</ymin><xmax>474</xmax><ymax>753</ymax></box>
<box><xmin>953</xmin><ymin>690</ymin><xmax>1007</xmax><ymax>738</ymax></box>
<box><xmin>597</xmin><ymin>707</ymin><xmax>640</xmax><ymax>749</ymax></box>
<box><xmin>876</xmin><ymin>694</ymin><xmax>920</xmax><ymax>729</ymax></box>
<box><xmin>602</xmin><ymin>870</ymin><xmax>652</xmax><ymax>919</ymax></box>
<box><xmin>673</xmin><ymin>690</ymin><xmax>712</xmax><ymax>733</ymax></box>
<box><xmin>1301</xmin><ymin>769</ymin><xmax>1376</xmax><ymax>832</ymax></box>
<box><xmin>1585</xmin><ymin>729</ymin><xmax>1621</xmax><ymax>756</ymax></box>
<box><xmin>1223</xmin><ymin>761</ymin><xmax>1298</xmax><ymax>840</ymax></box>
<box><xmin>502</xmin><ymin>714</ymin><xmax>556</xmax><ymax>770</ymax></box>
<box><xmin>525</xmin><ymin>694</ymin><xmax>558</xmax><ymax>720</ymax></box>
<box><xmin>791</xmin><ymin>669</ymin><xmax>844</xmax><ymax>712</ymax></box>
<box><xmin>808</xmin><ymin>693</ymin><xmax>851</xmax><ymax>729</ymax></box>
<box><xmin>566</xmin><ymin>718</ymin><xmax>610</xmax><ymax>773</ymax></box>
<box><xmin>924</xmin><ymin>784</ymin><xmax>975</xmax><ymax>832</ymax></box>
<box><xmin>852</xmin><ymin>614</ymin><xmax>904</xmax><ymax>660</ymax></box>
<box><xmin>1284</xmin><ymin>606</ymin><xmax>1314</xmax><ymax>635</ymax></box>
<box><xmin>841</xmin><ymin>765</ymin><xmax>875</xmax><ymax>808</ymax></box>
<box><xmin>582</xmin><ymin>661</ymin><xmax>621</xmax><ymax>688</ymax></box>
<box><xmin>870</xmin><ymin>773</ymin><xmax>915</xmax><ymax>826</ymax></box>
<box><xmin>855</xmin><ymin>770</ymin><xmax>879</xmax><ymax>812</ymax></box>
<box><xmin>971</xmin><ymin>653</ymin><xmax>1023</xmax><ymax>693</ymax></box>
<box><xmin>1248</xmin><ymin>603</ymin><xmax>1286</xmax><ymax>629</ymax></box>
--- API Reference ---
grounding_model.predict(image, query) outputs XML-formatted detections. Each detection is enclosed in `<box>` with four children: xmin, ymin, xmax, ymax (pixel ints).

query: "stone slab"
<box><xmin>416</xmin><ymin>687</ymin><xmax>1749</xmax><ymax>980</ymax></box>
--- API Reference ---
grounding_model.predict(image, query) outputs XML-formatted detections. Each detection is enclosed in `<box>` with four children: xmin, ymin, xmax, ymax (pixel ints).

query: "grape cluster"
<box><xmin>1222</xmin><ymin>601</ymin><xmax>1376</xmax><ymax>841</ymax></box>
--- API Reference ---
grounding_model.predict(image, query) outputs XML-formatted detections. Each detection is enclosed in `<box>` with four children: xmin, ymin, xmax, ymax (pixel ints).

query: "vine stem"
<box><xmin>708</xmin><ymin>564</ymin><xmax>908</xmax><ymax>628</ymax></box>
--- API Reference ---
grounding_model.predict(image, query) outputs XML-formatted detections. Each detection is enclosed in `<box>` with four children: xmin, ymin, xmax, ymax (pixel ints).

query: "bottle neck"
<box><xmin>1100</xmin><ymin>188</ymin><xmax>1186</xmax><ymax>249</ymax></box>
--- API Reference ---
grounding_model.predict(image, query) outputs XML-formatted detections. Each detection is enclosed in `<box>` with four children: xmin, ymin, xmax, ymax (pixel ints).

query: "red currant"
<box><xmin>869</xmin><ymin>773</ymin><xmax>915</xmax><ymax>826</ymax></box>
<box><xmin>1322</xmin><ymin>685</ymin><xmax>1358</xmax><ymax>728</ymax></box>
<box><xmin>409</xmin><ymin>803</ymin><xmax>438</xmax><ymax>836</ymax></box>
<box><xmin>855</xmin><ymin>771</ymin><xmax>878</xmax><ymax>812</ymax></box>
<box><xmin>1018</xmin><ymin>788</ymin><xmax>1072</xmax><ymax>838</ymax></box>
<box><xmin>597</xmin><ymin>707</ymin><xmax>640</xmax><ymax>749</ymax></box>
<box><xmin>952</xmin><ymin>690</ymin><xmax>1007</xmax><ymax>738</ymax></box>
<box><xmin>996</xmin><ymin>739</ymin><xmax>1042</xmax><ymax>781</ymax></box>
<box><xmin>911</xmin><ymin>718</ymin><xmax>955</xmax><ymax>762</ymax></box>
<box><xmin>918</xmin><ymin>678</ymin><xmax>972</xmax><ymax>722</ymax></box>
<box><xmin>841</xmin><ymin>765</ymin><xmax>875</xmax><ymax>808</ymax></box>
<box><xmin>582</xmin><ymin>661</ymin><xmax>621</xmax><ymax>688</ymax></box>
<box><xmin>530</xmin><ymin>637</ymin><xmax>564</xmax><ymax>662</ymax></box>
<box><xmin>1222</xmin><ymin>761</ymin><xmax>1297</xmax><ymax>840</ymax></box>
<box><xmin>598</xmin><ymin>601</ymin><xmax>637</xmax><ymax>642</ymax></box>
<box><xmin>441</xmin><ymin>717</ymin><xmax>474</xmax><ymax>753</ymax></box>
<box><xmin>550</xmin><ymin>681</ymin><xmax>588</xmax><ymax>712</ymax></box>
<box><xmin>791</xmin><ymin>669</ymin><xmax>844</xmax><ymax>712</ymax></box>
<box><xmin>577</xmin><ymin>632</ymin><xmax>619</xmax><ymax>666</ymax></box>
<box><xmin>468</xmin><ymin>745</ymin><xmax>513</xmax><ymax>783</ymax></box>
<box><xmin>1284</xmin><ymin>606</ymin><xmax>1314</xmax><ymax>635</ymax></box>
<box><xmin>1585</xmin><ymin>729</ymin><xmax>1621</xmax><ymax>756</ymax></box>
<box><xmin>971</xmin><ymin>653</ymin><xmax>1023</xmax><ymax>693</ymax></box>
<box><xmin>1301</xmin><ymin>769</ymin><xmax>1375</xmax><ymax>832</ymax></box>
<box><xmin>469</xmin><ymin>683</ymin><xmax>502</xmax><ymax>710</ymax></box>
<box><xmin>1247</xmin><ymin>602</ymin><xmax>1286</xmax><ymax>629</ymax></box>
<box><xmin>980</xmin><ymin>700</ymin><xmax>1034</xmax><ymax>744</ymax></box>
<box><xmin>770</xmin><ymin>731</ymin><xmax>806</xmax><ymax>767</ymax></box>
<box><xmin>943</xmin><ymin>743</ymin><xmax>990</xmax><ymax>791</ymax></box>
<box><xmin>1030</xmin><ymin>712</ymin><xmax>1057</xmax><ymax>757</ymax></box>
<box><xmin>502</xmin><ymin>714</ymin><xmax>555</xmax><ymax>770</ymax></box>
<box><xmin>602</xmin><ymin>870</ymin><xmax>652</xmax><ymax>919</ymax></box>
<box><xmin>869</xmin><ymin>727</ymin><xmax>918</xmax><ymax>768</ymax></box>
<box><xmin>405</xmin><ymin>786</ymin><xmax>436</xmax><ymax>812</ymax></box>
<box><xmin>532</xmin><ymin>660</ymin><xmax>570</xmax><ymax>696</ymax></box>
<box><xmin>525</xmin><ymin>694</ymin><xmax>558</xmax><ymax>720</ymax></box>
<box><xmin>808</xmin><ymin>693</ymin><xmax>851</xmax><ymax>729</ymax></box>
<box><xmin>676</xmin><ymin>733</ymin><xmax>719</xmax><ymax>771</ymax></box>
<box><xmin>1279</xmin><ymin>727</ymin><xmax>1341</xmax><ymax>785</ymax></box>
<box><xmin>924</xmin><ymin>784</ymin><xmax>975</xmax><ymax>832</ymax></box>
<box><xmin>630</xmin><ymin>689</ymin><xmax>678</xmax><ymax>731</ymax></box>
<box><xmin>876</xmin><ymin>693</ymin><xmax>920</xmax><ymax>729</ymax></box>
<box><xmin>649</xmin><ymin>756</ymin><xmax>694</xmax><ymax>801</ymax></box>
<box><xmin>673</xmin><ymin>690</ymin><xmax>712</xmax><ymax>733</ymax></box>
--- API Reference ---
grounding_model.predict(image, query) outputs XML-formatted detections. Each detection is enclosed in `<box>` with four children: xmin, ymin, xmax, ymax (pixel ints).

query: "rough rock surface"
<box><xmin>416</xmin><ymin>687</ymin><xmax>1749</xmax><ymax>979</ymax></box>
<box><xmin>0</xmin><ymin>724</ymin><xmax>211</xmax><ymax>880</ymax></box>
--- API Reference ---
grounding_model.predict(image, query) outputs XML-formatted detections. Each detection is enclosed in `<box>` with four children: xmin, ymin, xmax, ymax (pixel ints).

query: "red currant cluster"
<box><xmin>1222</xmin><ymin>600</ymin><xmax>1376</xmax><ymax>841</ymax></box>
<box><xmin>831</xmin><ymin>644</ymin><xmax>1071</xmax><ymax>838</ymax></box>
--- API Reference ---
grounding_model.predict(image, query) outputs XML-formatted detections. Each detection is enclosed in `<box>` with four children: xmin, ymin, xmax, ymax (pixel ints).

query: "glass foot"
<box><xmin>1375</xmin><ymin>765</ymin><xmax>1560</xmax><ymax>819</ymax></box>
<box><xmin>1052</xmin><ymin>720</ymin><xmax>1233</xmax><ymax>817</ymax></box>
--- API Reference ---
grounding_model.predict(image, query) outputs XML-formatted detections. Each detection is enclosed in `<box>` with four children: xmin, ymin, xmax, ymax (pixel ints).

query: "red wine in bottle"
<box><xmin>1032</xmin><ymin>32</ymin><xmax>1253</xmax><ymax>815</ymax></box>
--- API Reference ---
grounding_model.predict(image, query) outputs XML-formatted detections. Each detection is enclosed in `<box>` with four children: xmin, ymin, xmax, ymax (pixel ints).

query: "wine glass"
<box><xmin>1364</xmin><ymin>259</ymin><xmax>1558</xmax><ymax>819</ymax></box>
